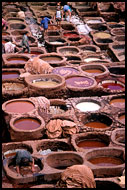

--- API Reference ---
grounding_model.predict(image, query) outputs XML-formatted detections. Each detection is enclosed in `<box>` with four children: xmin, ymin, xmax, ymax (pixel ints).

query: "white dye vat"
<box><xmin>84</xmin><ymin>58</ymin><xmax>101</xmax><ymax>63</ymax></box>
<box><xmin>76</xmin><ymin>102</ymin><xmax>101</xmax><ymax>112</ymax></box>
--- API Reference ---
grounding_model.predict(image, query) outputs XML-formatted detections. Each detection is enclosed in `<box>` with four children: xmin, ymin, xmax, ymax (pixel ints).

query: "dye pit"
<box><xmin>2</xmin><ymin>1</ymin><xmax>125</xmax><ymax>189</ymax></box>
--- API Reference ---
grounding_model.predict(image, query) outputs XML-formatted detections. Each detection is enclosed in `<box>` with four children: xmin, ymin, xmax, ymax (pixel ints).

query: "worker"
<box><xmin>40</xmin><ymin>16</ymin><xmax>53</xmax><ymax>36</ymax></box>
<box><xmin>63</xmin><ymin>3</ymin><xmax>72</xmax><ymax>22</ymax></box>
<box><xmin>54</xmin><ymin>6</ymin><xmax>63</xmax><ymax>27</ymax></box>
<box><xmin>14</xmin><ymin>150</ymin><xmax>35</xmax><ymax>175</ymax></box>
<box><xmin>20</xmin><ymin>33</ymin><xmax>30</xmax><ymax>53</ymax></box>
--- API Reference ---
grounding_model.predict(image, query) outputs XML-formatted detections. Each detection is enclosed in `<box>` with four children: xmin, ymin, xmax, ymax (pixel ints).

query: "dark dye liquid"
<box><xmin>7</xmin><ymin>57</ymin><xmax>28</xmax><ymax>64</ymax></box>
<box><xmin>102</xmin><ymin>82</ymin><xmax>124</xmax><ymax>90</ymax></box>
<box><xmin>2</xmin><ymin>71</ymin><xmax>19</xmax><ymax>80</ymax></box>
<box><xmin>85</xmin><ymin>121</ymin><xmax>109</xmax><ymax>129</ymax></box>
<box><xmin>5</xmin><ymin>101</ymin><xmax>35</xmax><ymax>114</ymax></box>
<box><xmin>77</xmin><ymin>140</ymin><xmax>107</xmax><ymax>149</ymax></box>
<box><xmin>88</xmin><ymin>156</ymin><xmax>124</xmax><ymax>166</ymax></box>
<box><xmin>63</xmin><ymin>33</ymin><xmax>79</xmax><ymax>38</ymax></box>
<box><xmin>14</xmin><ymin>118</ymin><xmax>41</xmax><ymax>130</ymax></box>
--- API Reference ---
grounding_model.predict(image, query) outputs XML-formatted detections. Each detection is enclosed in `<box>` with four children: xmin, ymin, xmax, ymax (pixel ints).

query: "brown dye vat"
<box><xmin>14</xmin><ymin>118</ymin><xmax>41</xmax><ymax>130</ymax></box>
<box><xmin>111</xmin><ymin>28</ymin><xmax>125</xmax><ymax>36</ymax></box>
<box><xmin>77</xmin><ymin>140</ymin><xmax>107</xmax><ymax>149</ymax></box>
<box><xmin>32</xmin><ymin>80</ymin><xmax>59</xmax><ymax>87</ymax></box>
<box><xmin>84</xmin><ymin>69</ymin><xmax>103</xmax><ymax>74</ymax></box>
<box><xmin>118</xmin><ymin>114</ymin><xmax>125</xmax><ymax>124</ymax></box>
<box><xmin>66</xmin><ymin>76</ymin><xmax>94</xmax><ymax>88</ymax></box>
<box><xmin>2</xmin><ymin>82</ymin><xmax>25</xmax><ymax>91</ymax></box>
<box><xmin>7</xmin><ymin>57</ymin><xmax>28</xmax><ymax>64</ymax></box>
<box><xmin>40</xmin><ymin>56</ymin><xmax>62</xmax><ymax>64</ymax></box>
<box><xmin>112</xmin><ymin>44</ymin><xmax>124</xmax><ymax>50</ymax></box>
<box><xmin>110</xmin><ymin>98</ymin><xmax>125</xmax><ymax>108</ymax></box>
<box><xmin>95</xmin><ymin>38</ymin><xmax>113</xmax><ymax>44</ymax></box>
<box><xmin>101</xmin><ymin>81</ymin><xmax>125</xmax><ymax>90</ymax></box>
<box><xmin>88</xmin><ymin>156</ymin><xmax>124</xmax><ymax>166</ymax></box>
<box><xmin>7</xmin><ymin>20</ymin><xmax>24</xmax><ymax>24</ymax></box>
<box><xmin>61</xmin><ymin>24</ymin><xmax>75</xmax><ymax>31</ymax></box>
<box><xmin>52</xmin><ymin>67</ymin><xmax>79</xmax><ymax>77</ymax></box>
<box><xmin>5</xmin><ymin>100</ymin><xmax>35</xmax><ymax>114</ymax></box>
<box><xmin>2</xmin><ymin>71</ymin><xmax>19</xmax><ymax>80</ymax></box>
<box><xmin>85</xmin><ymin>122</ymin><xmax>109</xmax><ymax>129</ymax></box>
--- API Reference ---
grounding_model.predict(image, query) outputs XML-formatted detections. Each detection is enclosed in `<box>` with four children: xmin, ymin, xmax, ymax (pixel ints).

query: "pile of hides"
<box><xmin>46</xmin><ymin>119</ymin><xmax>79</xmax><ymax>138</ymax></box>
<box><xmin>25</xmin><ymin>57</ymin><xmax>53</xmax><ymax>74</ymax></box>
<box><xmin>56</xmin><ymin>165</ymin><xmax>96</xmax><ymax>188</ymax></box>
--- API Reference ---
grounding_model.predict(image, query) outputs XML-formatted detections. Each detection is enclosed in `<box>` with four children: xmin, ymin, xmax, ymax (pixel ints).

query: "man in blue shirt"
<box><xmin>40</xmin><ymin>16</ymin><xmax>53</xmax><ymax>35</ymax></box>
<box><xmin>63</xmin><ymin>3</ymin><xmax>72</xmax><ymax>22</ymax></box>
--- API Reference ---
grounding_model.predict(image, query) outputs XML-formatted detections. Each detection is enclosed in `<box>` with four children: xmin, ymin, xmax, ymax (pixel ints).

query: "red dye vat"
<box><xmin>101</xmin><ymin>81</ymin><xmax>124</xmax><ymax>90</ymax></box>
<box><xmin>88</xmin><ymin>156</ymin><xmax>124</xmax><ymax>166</ymax></box>
<box><xmin>63</xmin><ymin>33</ymin><xmax>79</xmax><ymax>38</ymax></box>
<box><xmin>77</xmin><ymin>140</ymin><xmax>108</xmax><ymax>149</ymax></box>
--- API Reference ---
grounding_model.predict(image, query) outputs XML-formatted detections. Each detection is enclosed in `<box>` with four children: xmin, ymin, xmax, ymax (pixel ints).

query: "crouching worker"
<box><xmin>14</xmin><ymin>150</ymin><xmax>35</xmax><ymax>175</ymax></box>
<box><xmin>20</xmin><ymin>34</ymin><xmax>30</xmax><ymax>53</ymax></box>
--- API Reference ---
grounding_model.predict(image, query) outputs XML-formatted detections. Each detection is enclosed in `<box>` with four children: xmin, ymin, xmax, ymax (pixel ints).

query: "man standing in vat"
<box><xmin>14</xmin><ymin>150</ymin><xmax>35</xmax><ymax>175</ymax></box>
<box><xmin>20</xmin><ymin>33</ymin><xmax>31</xmax><ymax>53</ymax></box>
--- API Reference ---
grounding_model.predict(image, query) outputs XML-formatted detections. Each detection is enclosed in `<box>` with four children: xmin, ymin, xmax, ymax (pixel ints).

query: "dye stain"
<box><xmin>110</xmin><ymin>98</ymin><xmax>125</xmax><ymax>108</ymax></box>
<box><xmin>5</xmin><ymin>101</ymin><xmax>35</xmax><ymax>114</ymax></box>
<box><xmin>2</xmin><ymin>71</ymin><xmax>19</xmax><ymax>80</ymax></box>
<box><xmin>14</xmin><ymin>118</ymin><xmax>41</xmax><ymax>130</ymax></box>
<box><xmin>7</xmin><ymin>57</ymin><xmax>28</xmax><ymax>64</ymax></box>
<box><xmin>85</xmin><ymin>121</ymin><xmax>109</xmax><ymax>129</ymax></box>
<box><xmin>88</xmin><ymin>156</ymin><xmax>124</xmax><ymax>166</ymax></box>
<box><xmin>77</xmin><ymin>140</ymin><xmax>108</xmax><ymax>149</ymax></box>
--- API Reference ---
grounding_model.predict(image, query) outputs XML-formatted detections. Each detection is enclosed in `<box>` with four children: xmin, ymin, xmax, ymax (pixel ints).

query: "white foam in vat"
<box><xmin>84</xmin><ymin>58</ymin><xmax>101</xmax><ymax>62</ymax></box>
<box><xmin>76</xmin><ymin>102</ymin><xmax>101</xmax><ymax>112</ymax></box>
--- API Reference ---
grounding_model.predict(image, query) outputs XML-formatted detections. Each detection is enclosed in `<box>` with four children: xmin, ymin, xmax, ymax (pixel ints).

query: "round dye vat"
<box><xmin>110</xmin><ymin>98</ymin><xmax>125</xmax><ymax>108</ymax></box>
<box><xmin>84</xmin><ymin>69</ymin><xmax>103</xmax><ymax>75</ymax></box>
<box><xmin>2</xmin><ymin>71</ymin><xmax>19</xmax><ymax>80</ymax></box>
<box><xmin>66</xmin><ymin>76</ymin><xmax>94</xmax><ymax>88</ymax></box>
<box><xmin>77</xmin><ymin>140</ymin><xmax>107</xmax><ymax>149</ymax></box>
<box><xmin>7</xmin><ymin>19</ymin><xmax>24</xmax><ymax>24</ymax></box>
<box><xmin>108</xmin><ymin>67</ymin><xmax>125</xmax><ymax>76</ymax></box>
<box><xmin>93</xmin><ymin>32</ymin><xmax>111</xmax><ymax>39</ymax></box>
<box><xmin>85</xmin><ymin>121</ymin><xmax>109</xmax><ymax>129</ymax></box>
<box><xmin>52</xmin><ymin>67</ymin><xmax>79</xmax><ymax>77</ymax></box>
<box><xmin>2</xmin><ymin>82</ymin><xmax>25</xmax><ymax>91</ymax></box>
<box><xmin>32</xmin><ymin>79</ymin><xmax>59</xmax><ymax>87</ymax></box>
<box><xmin>118</xmin><ymin>114</ymin><xmax>125</xmax><ymax>124</ymax></box>
<box><xmin>101</xmin><ymin>80</ymin><xmax>125</xmax><ymax>90</ymax></box>
<box><xmin>7</xmin><ymin>57</ymin><xmax>28</xmax><ymax>64</ymax></box>
<box><xmin>88</xmin><ymin>156</ymin><xmax>124</xmax><ymax>166</ymax></box>
<box><xmin>2</xmin><ymin>32</ymin><xmax>10</xmax><ymax>37</ymax></box>
<box><xmin>14</xmin><ymin>118</ymin><xmax>41</xmax><ymax>130</ymax></box>
<box><xmin>76</xmin><ymin>102</ymin><xmax>100</xmax><ymax>112</ymax></box>
<box><xmin>5</xmin><ymin>100</ymin><xmax>35</xmax><ymax>114</ymax></box>
<box><xmin>41</xmin><ymin>56</ymin><xmax>62</xmax><ymax>64</ymax></box>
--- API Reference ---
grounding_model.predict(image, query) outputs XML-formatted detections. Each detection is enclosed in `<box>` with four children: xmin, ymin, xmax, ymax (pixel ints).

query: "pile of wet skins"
<box><xmin>2</xmin><ymin>2</ymin><xmax>125</xmax><ymax>188</ymax></box>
